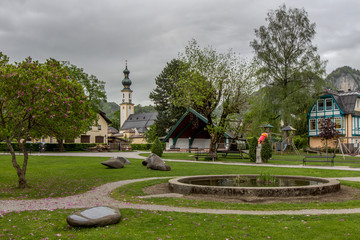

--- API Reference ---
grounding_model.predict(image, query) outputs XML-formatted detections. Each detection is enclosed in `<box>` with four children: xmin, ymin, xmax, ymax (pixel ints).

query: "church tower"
<box><xmin>120</xmin><ymin>61</ymin><xmax>134</xmax><ymax>128</ymax></box>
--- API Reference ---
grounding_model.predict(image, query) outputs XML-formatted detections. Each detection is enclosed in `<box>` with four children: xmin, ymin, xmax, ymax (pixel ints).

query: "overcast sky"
<box><xmin>1</xmin><ymin>0</ymin><xmax>360</xmax><ymax>106</ymax></box>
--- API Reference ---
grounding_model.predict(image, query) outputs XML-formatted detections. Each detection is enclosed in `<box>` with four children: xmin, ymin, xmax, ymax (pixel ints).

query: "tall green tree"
<box><xmin>250</xmin><ymin>4</ymin><xmax>326</xmax><ymax>126</ymax></box>
<box><xmin>149</xmin><ymin>59</ymin><xmax>188</xmax><ymax>137</ymax></box>
<box><xmin>62</xmin><ymin>61</ymin><xmax>107</xmax><ymax>109</ymax></box>
<box><xmin>0</xmin><ymin>53</ymin><xmax>95</xmax><ymax>188</ymax></box>
<box><xmin>175</xmin><ymin>39</ymin><xmax>257</xmax><ymax>153</ymax></box>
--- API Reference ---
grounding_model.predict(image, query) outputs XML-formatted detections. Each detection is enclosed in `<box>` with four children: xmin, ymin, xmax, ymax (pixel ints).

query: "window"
<box><xmin>98</xmin><ymin>125</ymin><xmax>102</xmax><ymax>130</ymax></box>
<box><xmin>317</xmin><ymin>99</ymin><xmax>324</xmax><ymax>111</ymax></box>
<box><xmin>334</xmin><ymin>117</ymin><xmax>342</xmax><ymax>129</ymax></box>
<box><xmin>81</xmin><ymin>135</ymin><xmax>90</xmax><ymax>143</ymax></box>
<box><xmin>326</xmin><ymin>99</ymin><xmax>332</xmax><ymax>110</ymax></box>
<box><xmin>310</xmin><ymin>119</ymin><xmax>316</xmax><ymax>130</ymax></box>
<box><xmin>95</xmin><ymin>136</ymin><xmax>104</xmax><ymax>143</ymax></box>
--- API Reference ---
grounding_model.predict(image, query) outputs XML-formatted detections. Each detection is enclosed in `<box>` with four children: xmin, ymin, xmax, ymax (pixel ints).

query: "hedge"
<box><xmin>0</xmin><ymin>142</ymin><xmax>99</xmax><ymax>152</ymax></box>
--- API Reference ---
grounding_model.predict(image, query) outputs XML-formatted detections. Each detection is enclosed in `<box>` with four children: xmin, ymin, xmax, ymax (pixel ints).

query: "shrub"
<box><xmin>151</xmin><ymin>138</ymin><xmax>163</xmax><ymax>157</ymax></box>
<box><xmin>249</xmin><ymin>137</ymin><xmax>258</xmax><ymax>162</ymax></box>
<box><xmin>294</xmin><ymin>134</ymin><xmax>308</xmax><ymax>150</ymax></box>
<box><xmin>130</xmin><ymin>143</ymin><xmax>152</xmax><ymax>151</ymax></box>
<box><xmin>261</xmin><ymin>137</ymin><xmax>272</xmax><ymax>163</ymax></box>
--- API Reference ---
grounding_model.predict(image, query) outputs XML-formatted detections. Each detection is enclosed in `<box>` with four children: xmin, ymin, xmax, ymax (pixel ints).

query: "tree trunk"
<box><xmin>5</xmin><ymin>138</ymin><xmax>28</xmax><ymax>189</ymax></box>
<box><xmin>325</xmin><ymin>139</ymin><xmax>328</xmax><ymax>156</ymax></box>
<box><xmin>57</xmin><ymin>139</ymin><xmax>65</xmax><ymax>152</ymax></box>
<box><xmin>209</xmin><ymin>133</ymin><xmax>218</xmax><ymax>154</ymax></box>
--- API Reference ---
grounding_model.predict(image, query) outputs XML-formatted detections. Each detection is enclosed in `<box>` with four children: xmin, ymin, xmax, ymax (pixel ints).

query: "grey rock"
<box><xmin>116</xmin><ymin>156</ymin><xmax>131</xmax><ymax>165</ymax></box>
<box><xmin>143</xmin><ymin>153</ymin><xmax>171</xmax><ymax>171</ymax></box>
<box><xmin>101</xmin><ymin>158</ymin><xmax>124</xmax><ymax>169</ymax></box>
<box><xmin>67</xmin><ymin>206</ymin><xmax>121</xmax><ymax>227</ymax></box>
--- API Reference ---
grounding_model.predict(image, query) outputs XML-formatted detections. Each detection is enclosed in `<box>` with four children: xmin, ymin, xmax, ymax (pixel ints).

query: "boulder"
<box><xmin>101</xmin><ymin>158</ymin><xmax>124</xmax><ymax>169</ymax></box>
<box><xmin>143</xmin><ymin>153</ymin><xmax>171</xmax><ymax>171</ymax></box>
<box><xmin>116</xmin><ymin>156</ymin><xmax>131</xmax><ymax>165</ymax></box>
<box><xmin>67</xmin><ymin>206</ymin><xmax>121</xmax><ymax>227</ymax></box>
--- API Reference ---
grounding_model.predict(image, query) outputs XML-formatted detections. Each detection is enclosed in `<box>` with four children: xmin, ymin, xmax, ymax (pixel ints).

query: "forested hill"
<box><xmin>100</xmin><ymin>101</ymin><xmax>119</xmax><ymax>116</ymax></box>
<box><xmin>326</xmin><ymin>66</ymin><xmax>360</xmax><ymax>91</ymax></box>
<box><xmin>100</xmin><ymin>101</ymin><xmax>155</xmax><ymax>117</ymax></box>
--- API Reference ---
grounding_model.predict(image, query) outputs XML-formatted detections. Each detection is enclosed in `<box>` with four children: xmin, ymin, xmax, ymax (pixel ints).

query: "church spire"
<box><xmin>122</xmin><ymin>60</ymin><xmax>132</xmax><ymax>89</ymax></box>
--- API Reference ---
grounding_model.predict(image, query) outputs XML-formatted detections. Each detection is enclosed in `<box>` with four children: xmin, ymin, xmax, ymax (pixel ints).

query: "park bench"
<box><xmin>303</xmin><ymin>154</ymin><xmax>335</xmax><ymax>166</ymax></box>
<box><xmin>194</xmin><ymin>151</ymin><xmax>218</xmax><ymax>161</ymax></box>
<box><xmin>167</xmin><ymin>145</ymin><xmax>180</xmax><ymax>152</ymax></box>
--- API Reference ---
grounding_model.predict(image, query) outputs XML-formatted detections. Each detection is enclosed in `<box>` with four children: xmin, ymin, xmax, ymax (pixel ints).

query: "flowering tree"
<box><xmin>319</xmin><ymin>118</ymin><xmax>340</xmax><ymax>156</ymax></box>
<box><xmin>0</xmin><ymin>53</ymin><xmax>96</xmax><ymax>188</ymax></box>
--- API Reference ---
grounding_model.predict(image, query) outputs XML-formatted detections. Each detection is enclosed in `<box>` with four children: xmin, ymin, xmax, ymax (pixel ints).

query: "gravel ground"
<box><xmin>2</xmin><ymin>176</ymin><xmax>360</xmax><ymax>216</ymax></box>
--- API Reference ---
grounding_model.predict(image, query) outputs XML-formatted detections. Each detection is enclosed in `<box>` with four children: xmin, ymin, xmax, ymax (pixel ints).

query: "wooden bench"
<box><xmin>303</xmin><ymin>155</ymin><xmax>335</xmax><ymax>166</ymax></box>
<box><xmin>194</xmin><ymin>151</ymin><xmax>218</xmax><ymax>161</ymax></box>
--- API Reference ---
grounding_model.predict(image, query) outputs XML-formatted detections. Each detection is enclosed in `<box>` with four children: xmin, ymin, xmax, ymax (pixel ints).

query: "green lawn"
<box><xmin>1</xmin><ymin>209</ymin><xmax>359</xmax><ymax>240</ymax></box>
<box><xmin>2</xmin><ymin>153</ymin><xmax>360</xmax><ymax>239</ymax></box>
<box><xmin>1</xmin><ymin>154</ymin><xmax>360</xmax><ymax>199</ymax></box>
<box><xmin>112</xmin><ymin>179</ymin><xmax>360</xmax><ymax>211</ymax></box>
<box><xmin>140</xmin><ymin>152</ymin><xmax>360</xmax><ymax>167</ymax></box>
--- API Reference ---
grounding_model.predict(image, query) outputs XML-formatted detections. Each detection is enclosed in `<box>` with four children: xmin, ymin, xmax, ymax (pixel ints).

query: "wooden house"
<box><xmin>163</xmin><ymin>108</ymin><xmax>231</xmax><ymax>151</ymax></box>
<box><xmin>308</xmin><ymin>90</ymin><xmax>360</xmax><ymax>148</ymax></box>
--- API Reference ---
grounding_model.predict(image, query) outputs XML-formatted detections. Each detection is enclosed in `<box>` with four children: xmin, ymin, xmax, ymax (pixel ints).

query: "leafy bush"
<box><xmin>249</xmin><ymin>137</ymin><xmax>258</xmax><ymax>162</ymax></box>
<box><xmin>260</xmin><ymin>137</ymin><xmax>272</xmax><ymax>163</ymax></box>
<box><xmin>151</xmin><ymin>138</ymin><xmax>163</xmax><ymax>157</ymax></box>
<box><xmin>130</xmin><ymin>144</ymin><xmax>152</xmax><ymax>151</ymax></box>
<box><xmin>294</xmin><ymin>134</ymin><xmax>308</xmax><ymax>150</ymax></box>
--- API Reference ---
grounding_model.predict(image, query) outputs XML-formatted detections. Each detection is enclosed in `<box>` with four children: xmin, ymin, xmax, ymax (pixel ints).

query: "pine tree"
<box><xmin>261</xmin><ymin>137</ymin><xmax>272</xmax><ymax>163</ymax></box>
<box><xmin>249</xmin><ymin>137</ymin><xmax>258</xmax><ymax>162</ymax></box>
<box><xmin>151</xmin><ymin>138</ymin><xmax>164</xmax><ymax>157</ymax></box>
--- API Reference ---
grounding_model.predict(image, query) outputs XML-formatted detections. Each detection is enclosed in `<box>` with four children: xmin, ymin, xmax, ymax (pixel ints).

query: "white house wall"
<box><xmin>166</xmin><ymin>138</ymin><xmax>210</xmax><ymax>150</ymax></box>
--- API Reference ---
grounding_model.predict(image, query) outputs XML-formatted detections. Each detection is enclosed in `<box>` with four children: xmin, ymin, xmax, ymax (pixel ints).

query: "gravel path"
<box><xmin>2</xmin><ymin>176</ymin><xmax>360</xmax><ymax>216</ymax></box>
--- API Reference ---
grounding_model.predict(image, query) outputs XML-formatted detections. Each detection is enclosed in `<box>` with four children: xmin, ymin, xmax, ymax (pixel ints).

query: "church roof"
<box><xmin>120</xmin><ymin>112</ymin><xmax>158</xmax><ymax>130</ymax></box>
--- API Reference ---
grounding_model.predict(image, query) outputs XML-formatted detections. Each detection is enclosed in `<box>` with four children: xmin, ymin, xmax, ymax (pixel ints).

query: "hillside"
<box><xmin>326</xmin><ymin>66</ymin><xmax>360</xmax><ymax>91</ymax></box>
<box><xmin>100</xmin><ymin>101</ymin><xmax>119</xmax><ymax>117</ymax></box>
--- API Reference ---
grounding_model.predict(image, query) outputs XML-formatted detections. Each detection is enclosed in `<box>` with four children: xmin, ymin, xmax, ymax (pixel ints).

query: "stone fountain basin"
<box><xmin>168</xmin><ymin>175</ymin><xmax>340</xmax><ymax>197</ymax></box>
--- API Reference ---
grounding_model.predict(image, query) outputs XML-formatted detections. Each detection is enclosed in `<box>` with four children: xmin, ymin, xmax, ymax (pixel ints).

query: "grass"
<box><xmin>1</xmin><ymin>209</ymin><xmax>359</xmax><ymax>239</ymax></box>
<box><xmin>2</xmin><ymin>155</ymin><xmax>360</xmax><ymax>199</ymax></box>
<box><xmin>2</xmin><ymin>153</ymin><xmax>360</xmax><ymax>239</ymax></box>
<box><xmin>140</xmin><ymin>152</ymin><xmax>360</xmax><ymax>167</ymax></box>
<box><xmin>111</xmin><ymin>179</ymin><xmax>360</xmax><ymax>211</ymax></box>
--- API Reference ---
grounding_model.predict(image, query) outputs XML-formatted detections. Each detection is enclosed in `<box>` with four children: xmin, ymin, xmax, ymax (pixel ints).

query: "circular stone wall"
<box><xmin>168</xmin><ymin>175</ymin><xmax>340</xmax><ymax>197</ymax></box>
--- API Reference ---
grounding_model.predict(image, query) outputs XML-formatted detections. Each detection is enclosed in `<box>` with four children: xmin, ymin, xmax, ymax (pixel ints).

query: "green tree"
<box><xmin>62</xmin><ymin>61</ymin><xmax>107</xmax><ymax>109</ymax></box>
<box><xmin>0</xmin><ymin>53</ymin><xmax>95</xmax><ymax>188</ymax></box>
<box><xmin>151</xmin><ymin>137</ymin><xmax>163</xmax><ymax>157</ymax></box>
<box><xmin>134</xmin><ymin>104</ymin><xmax>156</xmax><ymax>114</ymax></box>
<box><xmin>249</xmin><ymin>137</ymin><xmax>258</xmax><ymax>162</ymax></box>
<box><xmin>261</xmin><ymin>137</ymin><xmax>272</xmax><ymax>163</ymax></box>
<box><xmin>250</xmin><ymin>4</ymin><xmax>326</xmax><ymax>126</ymax></box>
<box><xmin>175</xmin><ymin>39</ymin><xmax>257</xmax><ymax>153</ymax></box>
<box><xmin>144</xmin><ymin>124</ymin><xmax>158</xmax><ymax>143</ymax></box>
<box><xmin>110</xmin><ymin>109</ymin><xmax>120</xmax><ymax>131</ymax></box>
<box><xmin>149</xmin><ymin>59</ymin><xmax>188</xmax><ymax>137</ymax></box>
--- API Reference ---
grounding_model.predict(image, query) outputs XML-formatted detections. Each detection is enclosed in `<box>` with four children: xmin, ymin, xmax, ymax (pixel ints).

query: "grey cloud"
<box><xmin>1</xmin><ymin>0</ymin><xmax>360</xmax><ymax>105</ymax></box>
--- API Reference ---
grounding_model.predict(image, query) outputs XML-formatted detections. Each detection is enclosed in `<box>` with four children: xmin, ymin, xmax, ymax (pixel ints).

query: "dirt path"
<box><xmin>2</xmin><ymin>177</ymin><xmax>360</xmax><ymax>216</ymax></box>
